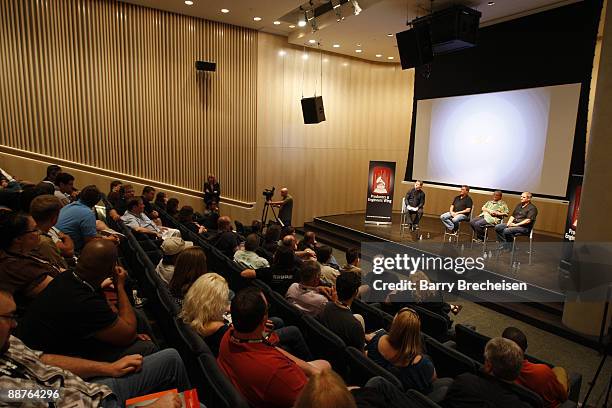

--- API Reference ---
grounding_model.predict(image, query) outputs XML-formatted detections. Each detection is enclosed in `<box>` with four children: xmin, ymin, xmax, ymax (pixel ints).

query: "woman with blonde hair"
<box><xmin>168</xmin><ymin>246</ymin><xmax>208</xmax><ymax>307</ymax></box>
<box><xmin>366</xmin><ymin>307</ymin><xmax>437</xmax><ymax>393</ymax></box>
<box><xmin>180</xmin><ymin>273</ymin><xmax>230</xmax><ymax>356</ymax></box>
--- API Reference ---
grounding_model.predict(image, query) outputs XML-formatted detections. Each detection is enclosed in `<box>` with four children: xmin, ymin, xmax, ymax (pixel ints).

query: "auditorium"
<box><xmin>1</xmin><ymin>0</ymin><xmax>611</xmax><ymax>406</ymax></box>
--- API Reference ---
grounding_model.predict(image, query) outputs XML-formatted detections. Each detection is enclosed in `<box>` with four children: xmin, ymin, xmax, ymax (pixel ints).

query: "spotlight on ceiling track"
<box><xmin>351</xmin><ymin>0</ymin><xmax>362</xmax><ymax>16</ymax></box>
<box><xmin>298</xmin><ymin>11</ymin><xmax>307</xmax><ymax>27</ymax></box>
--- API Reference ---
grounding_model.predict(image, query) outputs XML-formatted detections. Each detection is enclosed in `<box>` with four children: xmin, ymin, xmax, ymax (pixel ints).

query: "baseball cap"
<box><xmin>161</xmin><ymin>237</ymin><xmax>193</xmax><ymax>256</ymax></box>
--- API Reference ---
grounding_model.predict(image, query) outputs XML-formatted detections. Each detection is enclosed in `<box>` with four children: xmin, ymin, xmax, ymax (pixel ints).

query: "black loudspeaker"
<box><xmin>301</xmin><ymin>96</ymin><xmax>326</xmax><ymax>124</ymax></box>
<box><xmin>195</xmin><ymin>60</ymin><xmax>216</xmax><ymax>72</ymax></box>
<box><xmin>396</xmin><ymin>25</ymin><xmax>433</xmax><ymax>70</ymax></box>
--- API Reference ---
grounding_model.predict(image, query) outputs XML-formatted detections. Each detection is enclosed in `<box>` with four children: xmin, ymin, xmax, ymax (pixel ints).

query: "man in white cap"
<box><xmin>155</xmin><ymin>237</ymin><xmax>193</xmax><ymax>285</ymax></box>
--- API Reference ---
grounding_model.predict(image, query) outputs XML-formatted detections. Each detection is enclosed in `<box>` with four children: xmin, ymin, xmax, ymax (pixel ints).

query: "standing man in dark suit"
<box><xmin>404</xmin><ymin>180</ymin><xmax>426</xmax><ymax>231</ymax></box>
<box><xmin>203</xmin><ymin>174</ymin><xmax>221</xmax><ymax>209</ymax></box>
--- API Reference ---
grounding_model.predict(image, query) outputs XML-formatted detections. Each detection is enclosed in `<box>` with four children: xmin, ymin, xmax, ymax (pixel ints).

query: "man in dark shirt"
<box><xmin>404</xmin><ymin>180</ymin><xmax>426</xmax><ymax>230</ymax></box>
<box><xmin>440</xmin><ymin>185</ymin><xmax>473</xmax><ymax>234</ymax></box>
<box><xmin>442</xmin><ymin>337</ymin><xmax>531</xmax><ymax>408</ymax></box>
<box><xmin>211</xmin><ymin>215</ymin><xmax>243</xmax><ymax>258</ymax></box>
<box><xmin>18</xmin><ymin>240</ymin><xmax>157</xmax><ymax>361</ymax></box>
<box><xmin>298</xmin><ymin>231</ymin><xmax>317</xmax><ymax>251</ymax></box>
<box><xmin>318</xmin><ymin>272</ymin><xmax>366</xmax><ymax>351</ymax></box>
<box><xmin>495</xmin><ymin>192</ymin><xmax>538</xmax><ymax>250</ymax></box>
<box><xmin>140</xmin><ymin>185</ymin><xmax>160</xmax><ymax>222</ymax></box>
<box><xmin>270</xmin><ymin>187</ymin><xmax>293</xmax><ymax>227</ymax></box>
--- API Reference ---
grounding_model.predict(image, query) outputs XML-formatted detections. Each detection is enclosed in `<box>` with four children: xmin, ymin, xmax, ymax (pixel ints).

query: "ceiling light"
<box><xmin>220</xmin><ymin>8</ymin><xmax>229</xmax><ymax>13</ymax></box>
<box><xmin>487</xmin><ymin>1</ymin><xmax>495</xmax><ymax>5</ymax></box>
<box><xmin>332</xmin><ymin>44</ymin><xmax>340</xmax><ymax>48</ymax></box>
<box><xmin>387</xmin><ymin>56</ymin><xmax>394</xmax><ymax>60</ymax></box>
<box><xmin>184</xmin><ymin>0</ymin><xmax>193</xmax><ymax>5</ymax></box>
<box><xmin>356</xmin><ymin>43</ymin><xmax>361</xmax><ymax>47</ymax></box>
<box><xmin>387</xmin><ymin>33</ymin><xmax>393</xmax><ymax>37</ymax></box>
<box><xmin>308</xmin><ymin>39</ymin><xmax>317</xmax><ymax>44</ymax></box>
<box><xmin>253</xmin><ymin>16</ymin><xmax>262</xmax><ymax>21</ymax></box>
<box><xmin>273</xmin><ymin>20</ymin><xmax>281</xmax><ymax>25</ymax></box>
<box><xmin>375</xmin><ymin>54</ymin><xmax>382</xmax><ymax>58</ymax></box>
<box><xmin>289</xmin><ymin>24</ymin><xmax>295</xmax><ymax>28</ymax></box>
<box><xmin>298</xmin><ymin>20</ymin><xmax>307</xmax><ymax>27</ymax></box>
<box><xmin>355</xmin><ymin>49</ymin><xmax>362</xmax><ymax>53</ymax></box>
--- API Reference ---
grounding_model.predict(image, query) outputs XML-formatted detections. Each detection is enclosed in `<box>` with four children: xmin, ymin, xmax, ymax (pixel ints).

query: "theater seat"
<box><xmin>352</xmin><ymin>299</ymin><xmax>393</xmax><ymax>332</ymax></box>
<box><xmin>197</xmin><ymin>353</ymin><xmax>250</xmax><ymax>408</ymax></box>
<box><xmin>266</xmin><ymin>290</ymin><xmax>303</xmax><ymax>328</ymax></box>
<box><xmin>424</xmin><ymin>336</ymin><xmax>481</xmax><ymax>379</ymax></box>
<box><xmin>299</xmin><ymin>314</ymin><xmax>349</xmax><ymax>378</ymax></box>
<box><xmin>405</xmin><ymin>390</ymin><xmax>443</xmax><ymax>407</ymax></box>
<box><xmin>412</xmin><ymin>305</ymin><xmax>453</xmax><ymax>342</ymax></box>
<box><xmin>345</xmin><ymin>346</ymin><xmax>403</xmax><ymax>389</ymax></box>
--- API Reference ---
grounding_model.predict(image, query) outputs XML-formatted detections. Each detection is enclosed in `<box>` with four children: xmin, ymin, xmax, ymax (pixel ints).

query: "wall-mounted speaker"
<box><xmin>301</xmin><ymin>96</ymin><xmax>326</xmax><ymax>124</ymax></box>
<box><xmin>195</xmin><ymin>61</ymin><xmax>216</xmax><ymax>72</ymax></box>
<box><xmin>396</xmin><ymin>25</ymin><xmax>433</xmax><ymax>70</ymax></box>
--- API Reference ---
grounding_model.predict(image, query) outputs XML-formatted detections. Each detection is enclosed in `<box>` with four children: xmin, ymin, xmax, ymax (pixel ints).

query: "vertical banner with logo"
<box><xmin>564</xmin><ymin>175</ymin><xmax>583</xmax><ymax>242</ymax></box>
<box><xmin>365</xmin><ymin>161</ymin><xmax>396</xmax><ymax>224</ymax></box>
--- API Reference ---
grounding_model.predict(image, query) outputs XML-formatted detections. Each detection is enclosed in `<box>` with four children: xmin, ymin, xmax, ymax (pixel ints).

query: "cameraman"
<box><xmin>268</xmin><ymin>187</ymin><xmax>293</xmax><ymax>227</ymax></box>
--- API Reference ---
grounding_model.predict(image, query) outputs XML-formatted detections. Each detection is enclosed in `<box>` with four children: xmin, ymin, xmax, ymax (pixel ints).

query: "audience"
<box><xmin>241</xmin><ymin>245</ymin><xmax>301</xmax><ymax>294</ymax></box>
<box><xmin>502</xmin><ymin>326</ymin><xmax>568</xmax><ymax>407</ymax></box>
<box><xmin>297</xmin><ymin>231</ymin><xmax>317</xmax><ymax>251</ymax></box>
<box><xmin>210</xmin><ymin>216</ymin><xmax>243</xmax><ymax>258</ymax></box>
<box><xmin>177</xmin><ymin>205</ymin><xmax>207</xmax><ymax>235</ymax></box>
<box><xmin>42</xmin><ymin>164</ymin><xmax>61</xmax><ymax>185</ymax></box>
<box><xmin>29</xmin><ymin>195</ymin><xmax>73</xmax><ymax>270</ymax></box>
<box><xmin>109</xmin><ymin>184</ymin><xmax>135</xmax><ymax>217</ymax></box>
<box><xmin>341</xmin><ymin>247</ymin><xmax>362</xmax><ymax>277</ymax></box>
<box><xmin>155</xmin><ymin>237</ymin><xmax>192</xmax><ymax>285</ymax></box>
<box><xmin>167</xmin><ymin>246</ymin><xmax>208</xmax><ymax>307</ymax></box>
<box><xmin>121</xmin><ymin>197</ymin><xmax>181</xmax><ymax>239</ymax></box>
<box><xmin>217</xmin><ymin>287</ymin><xmax>330</xmax><ymax>408</ymax></box>
<box><xmin>154</xmin><ymin>191</ymin><xmax>167</xmax><ymax>210</ymax></box>
<box><xmin>318</xmin><ymin>272</ymin><xmax>367</xmax><ymax>351</ymax></box>
<box><xmin>108</xmin><ymin>180</ymin><xmax>122</xmax><ymax>196</ymax></box>
<box><xmin>18</xmin><ymin>240</ymin><xmax>158</xmax><ymax>362</ymax></box>
<box><xmin>294</xmin><ymin>369</ymin><xmax>357</xmax><ymax>408</ymax></box>
<box><xmin>234</xmin><ymin>233</ymin><xmax>269</xmax><ymax>269</ymax></box>
<box><xmin>366</xmin><ymin>307</ymin><xmax>437</xmax><ymax>394</ymax></box>
<box><xmin>166</xmin><ymin>197</ymin><xmax>180</xmax><ymax>219</ymax></box>
<box><xmin>262</xmin><ymin>224</ymin><xmax>281</xmax><ymax>254</ymax></box>
<box><xmin>442</xmin><ymin>337</ymin><xmax>530</xmax><ymax>408</ymax></box>
<box><xmin>54</xmin><ymin>172</ymin><xmax>76</xmax><ymax>206</ymax></box>
<box><xmin>286</xmin><ymin>261</ymin><xmax>336</xmax><ymax>316</ymax></box>
<box><xmin>0</xmin><ymin>290</ymin><xmax>192</xmax><ymax>408</ymax></box>
<box><xmin>316</xmin><ymin>245</ymin><xmax>340</xmax><ymax>285</ymax></box>
<box><xmin>140</xmin><ymin>186</ymin><xmax>161</xmax><ymax>224</ymax></box>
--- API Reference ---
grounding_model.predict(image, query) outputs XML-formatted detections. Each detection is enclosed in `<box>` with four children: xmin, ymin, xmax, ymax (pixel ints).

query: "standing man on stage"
<box><xmin>203</xmin><ymin>174</ymin><xmax>221</xmax><ymax>209</ymax></box>
<box><xmin>470</xmin><ymin>190</ymin><xmax>509</xmax><ymax>241</ymax></box>
<box><xmin>269</xmin><ymin>188</ymin><xmax>293</xmax><ymax>227</ymax></box>
<box><xmin>495</xmin><ymin>192</ymin><xmax>538</xmax><ymax>250</ymax></box>
<box><xmin>440</xmin><ymin>185</ymin><xmax>473</xmax><ymax>234</ymax></box>
<box><xmin>404</xmin><ymin>180</ymin><xmax>426</xmax><ymax>231</ymax></box>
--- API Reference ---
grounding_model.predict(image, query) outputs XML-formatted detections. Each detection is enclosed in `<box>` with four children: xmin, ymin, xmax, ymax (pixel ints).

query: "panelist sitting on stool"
<box><xmin>495</xmin><ymin>192</ymin><xmax>538</xmax><ymax>250</ymax></box>
<box><xmin>440</xmin><ymin>185</ymin><xmax>473</xmax><ymax>235</ymax></box>
<box><xmin>404</xmin><ymin>180</ymin><xmax>425</xmax><ymax>230</ymax></box>
<box><xmin>470</xmin><ymin>190</ymin><xmax>509</xmax><ymax>241</ymax></box>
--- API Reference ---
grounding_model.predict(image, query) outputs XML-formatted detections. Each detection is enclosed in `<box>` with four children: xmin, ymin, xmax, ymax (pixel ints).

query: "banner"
<box><xmin>564</xmin><ymin>175</ymin><xmax>583</xmax><ymax>242</ymax></box>
<box><xmin>365</xmin><ymin>161</ymin><xmax>396</xmax><ymax>224</ymax></box>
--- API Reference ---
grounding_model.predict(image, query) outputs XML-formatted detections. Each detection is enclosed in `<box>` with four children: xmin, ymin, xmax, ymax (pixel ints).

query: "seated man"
<box><xmin>0</xmin><ymin>291</ymin><xmax>191</xmax><ymax>408</ymax></box>
<box><xmin>297</xmin><ymin>231</ymin><xmax>317</xmax><ymax>251</ymax></box>
<box><xmin>234</xmin><ymin>233</ymin><xmax>270</xmax><ymax>269</ymax></box>
<box><xmin>404</xmin><ymin>180</ymin><xmax>425</xmax><ymax>230</ymax></box>
<box><xmin>316</xmin><ymin>245</ymin><xmax>339</xmax><ymax>286</ymax></box>
<box><xmin>470</xmin><ymin>190</ymin><xmax>509</xmax><ymax>241</ymax></box>
<box><xmin>55</xmin><ymin>185</ymin><xmax>118</xmax><ymax>251</ymax></box>
<box><xmin>41</xmin><ymin>164</ymin><xmax>61</xmax><ymax>186</ymax></box>
<box><xmin>317</xmin><ymin>272</ymin><xmax>366</xmax><ymax>351</ymax></box>
<box><xmin>54</xmin><ymin>172</ymin><xmax>76</xmax><ymax>206</ymax></box>
<box><xmin>141</xmin><ymin>186</ymin><xmax>161</xmax><ymax>224</ymax></box>
<box><xmin>30</xmin><ymin>194</ymin><xmax>73</xmax><ymax>270</ymax></box>
<box><xmin>440</xmin><ymin>185</ymin><xmax>473</xmax><ymax>234</ymax></box>
<box><xmin>502</xmin><ymin>327</ymin><xmax>568</xmax><ymax>407</ymax></box>
<box><xmin>495</xmin><ymin>192</ymin><xmax>538</xmax><ymax>250</ymax></box>
<box><xmin>18</xmin><ymin>240</ymin><xmax>158</xmax><ymax>362</ymax></box>
<box><xmin>286</xmin><ymin>261</ymin><xmax>336</xmax><ymax>316</ymax></box>
<box><xmin>443</xmin><ymin>337</ymin><xmax>531</xmax><ymax>408</ymax></box>
<box><xmin>217</xmin><ymin>287</ymin><xmax>330</xmax><ymax>408</ymax></box>
<box><xmin>210</xmin><ymin>215</ymin><xmax>243</xmax><ymax>258</ymax></box>
<box><xmin>121</xmin><ymin>198</ymin><xmax>180</xmax><ymax>240</ymax></box>
<box><xmin>341</xmin><ymin>247</ymin><xmax>362</xmax><ymax>277</ymax></box>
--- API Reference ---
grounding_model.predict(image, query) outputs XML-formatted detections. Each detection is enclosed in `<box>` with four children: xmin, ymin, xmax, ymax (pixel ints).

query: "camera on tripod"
<box><xmin>263</xmin><ymin>187</ymin><xmax>275</xmax><ymax>201</ymax></box>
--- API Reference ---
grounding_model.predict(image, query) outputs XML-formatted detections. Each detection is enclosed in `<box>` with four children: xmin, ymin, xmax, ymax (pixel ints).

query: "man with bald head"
<box><xmin>269</xmin><ymin>187</ymin><xmax>293</xmax><ymax>227</ymax></box>
<box><xmin>18</xmin><ymin>240</ymin><xmax>157</xmax><ymax>361</ymax></box>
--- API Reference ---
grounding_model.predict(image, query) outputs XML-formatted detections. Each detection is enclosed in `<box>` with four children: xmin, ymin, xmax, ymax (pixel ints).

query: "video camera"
<box><xmin>263</xmin><ymin>187</ymin><xmax>275</xmax><ymax>201</ymax></box>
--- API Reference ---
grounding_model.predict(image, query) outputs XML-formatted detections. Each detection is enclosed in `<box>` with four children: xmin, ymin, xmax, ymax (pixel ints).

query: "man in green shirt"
<box><xmin>470</xmin><ymin>190</ymin><xmax>509</xmax><ymax>241</ymax></box>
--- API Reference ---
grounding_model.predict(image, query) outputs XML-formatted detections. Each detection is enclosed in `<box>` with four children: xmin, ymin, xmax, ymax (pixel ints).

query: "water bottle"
<box><xmin>483</xmin><ymin>251</ymin><xmax>488</xmax><ymax>260</ymax></box>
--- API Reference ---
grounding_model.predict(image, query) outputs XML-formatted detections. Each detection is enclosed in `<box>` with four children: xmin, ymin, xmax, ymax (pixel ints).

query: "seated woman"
<box><xmin>168</xmin><ymin>246</ymin><xmax>208</xmax><ymax>307</ymax></box>
<box><xmin>366</xmin><ymin>307</ymin><xmax>437</xmax><ymax>394</ymax></box>
<box><xmin>241</xmin><ymin>245</ymin><xmax>300</xmax><ymax>295</ymax></box>
<box><xmin>262</xmin><ymin>224</ymin><xmax>281</xmax><ymax>254</ymax></box>
<box><xmin>177</xmin><ymin>206</ymin><xmax>207</xmax><ymax>235</ymax></box>
<box><xmin>154</xmin><ymin>191</ymin><xmax>167</xmax><ymax>211</ymax></box>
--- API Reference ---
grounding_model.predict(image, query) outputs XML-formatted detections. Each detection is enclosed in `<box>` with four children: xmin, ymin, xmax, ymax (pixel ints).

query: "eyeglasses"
<box><xmin>19</xmin><ymin>229</ymin><xmax>40</xmax><ymax>236</ymax></box>
<box><xmin>0</xmin><ymin>313</ymin><xmax>19</xmax><ymax>322</ymax></box>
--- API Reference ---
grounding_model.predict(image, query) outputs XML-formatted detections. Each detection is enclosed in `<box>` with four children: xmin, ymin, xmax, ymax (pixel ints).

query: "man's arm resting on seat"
<box><xmin>40</xmin><ymin>353</ymin><xmax>144</xmax><ymax>379</ymax></box>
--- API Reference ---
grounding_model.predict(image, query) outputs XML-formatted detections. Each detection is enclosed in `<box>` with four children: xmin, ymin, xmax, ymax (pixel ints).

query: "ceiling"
<box><xmin>121</xmin><ymin>0</ymin><xmax>580</xmax><ymax>62</ymax></box>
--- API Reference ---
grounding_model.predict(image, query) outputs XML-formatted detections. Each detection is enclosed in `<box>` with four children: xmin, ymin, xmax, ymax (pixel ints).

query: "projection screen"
<box><xmin>411</xmin><ymin>83</ymin><xmax>581</xmax><ymax>197</ymax></box>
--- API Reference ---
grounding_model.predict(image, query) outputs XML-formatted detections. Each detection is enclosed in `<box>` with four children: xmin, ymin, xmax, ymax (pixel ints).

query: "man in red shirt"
<box><xmin>502</xmin><ymin>327</ymin><xmax>568</xmax><ymax>407</ymax></box>
<box><xmin>217</xmin><ymin>287</ymin><xmax>330</xmax><ymax>408</ymax></box>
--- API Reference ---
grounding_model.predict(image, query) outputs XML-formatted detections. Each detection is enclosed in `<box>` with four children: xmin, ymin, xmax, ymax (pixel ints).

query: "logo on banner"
<box><xmin>371</xmin><ymin>167</ymin><xmax>391</xmax><ymax>195</ymax></box>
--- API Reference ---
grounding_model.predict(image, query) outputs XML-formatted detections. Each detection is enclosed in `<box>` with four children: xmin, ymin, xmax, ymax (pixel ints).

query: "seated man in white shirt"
<box><xmin>234</xmin><ymin>233</ymin><xmax>269</xmax><ymax>269</ymax></box>
<box><xmin>286</xmin><ymin>261</ymin><xmax>336</xmax><ymax>316</ymax></box>
<box><xmin>121</xmin><ymin>198</ymin><xmax>180</xmax><ymax>240</ymax></box>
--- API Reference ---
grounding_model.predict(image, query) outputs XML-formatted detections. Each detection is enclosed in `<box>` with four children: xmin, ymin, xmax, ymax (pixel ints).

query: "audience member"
<box><xmin>241</xmin><ymin>245</ymin><xmax>301</xmax><ymax>294</ymax></box>
<box><xmin>108</xmin><ymin>180</ymin><xmax>122</xmax><ymax>196</ymax></box>
<box><xmin>286</xmin><ymin>261</ymin><xmax>336</xmax><ymax>316</ymax></box>
<box><xmin>341</xmin><ymin>247</ymin><xmax>362</xmax><ymax>277</ymax></box>
<box><xmin>154</xmin><ymin>191</ymin><xmax>167</xmax><ymax>210</ymax></box>
<box><xmin>404</xmin><ymin>180</ymin><xmax>426</xmax><ymax>231</ymax></box>
<box><xmin>54</xmin><ymin>172</ymin><xmax>76</xmax><ymax>206</ymax></box>
<box><xmin>495</xmin><ymin>192</ymin><xmax>538</xmax><ymax>250</ymax></box>
<box><xmin>121</xmin><ymin>198</ymin><xmax>180</xmax><ymax>239</ymax></box>
<box><xmin>168</xmin><ymin>246</ymin><xmax>208</xmax><ymax>307</ymax></box>
<box><xmin>440</xmin><ymin>185</ymin><xmax>473</xmax><ymax>234</ymax></box>
<box><xmin>210</xmin><ymin>216</ymin><xmax>243</xmax><ymax>258</ymax></box>
<box><xmin>18</xmin><ymin>240</ymin><xmax>157</xmax><ymax>361</ymax></box>
<box><xmin>502</xmin><ymin>327</ymin><xmax>568</xmax><ymax>407</ymax></box>
<box><xmin>155</xmin><ymin>237</ymin><xmax>192</xmax><ymax>285</ymax></box>
<box><xmin>318</xmin><ymin>272</ymin><xmax>366</xmax><ymax>351</ymax></box>
<box><xmin>470</xmin><ymin>190</ymin><xmax>509</xmax><ymax>241</ymax></box>
<box><xmin>442</xmin><ymin>337</ymin><xmax>530</xmax><ymax>408</ymax></box>
<box><xmin>166</xmin><ymin>197</ymin><xmax>180</xmax><ymax>219</ymax></box>
<box><xmin>283</xmin><ymin>234</ymin><xmax>315</xmax><ymax>262</ymax></box>
<box><xmin>366</xmin><ymin>307</ymin><xmax>437</xmax><ymax>394</ymax></box>
<box><xmin>263</xmin><ymin>224</ymin><xmax>281</xmax><ymax>254</ymax></box>
<box><xmin>56</xmin><ymin>185</ymin><xmax>118</xmax><ymax>251</ymax></box>
<box><xmin>203</xmin><ymin>174</ymin><xmax>221</xmax><ymax>209</ymax></box>
<box><xmin>177</xmin><ymin>205</ymin><xmax>207</xmax><ymax>235</ymax></box>
<box><xmin>316</xmin><ymin>245</ymin><xmax>340</xmax><ymax>285</ymax></box>
<box><xmin>294</xmin><ymin>369</ymin><xmax>357</xmax><ymax>408</ymax></box>
<box><xmin>0</xmin><ymin>290</ymin><xmax>192</xmax><ymax>408</ymax></box>
<box><xmin>29</xmin><ymin>195</ymin><xmax>73</xmax><ymax>270</ymax></box>
<box><xmin>0</xmin><ymin>212</ymin><xmax>60</xmax><ymax>305</ymax></box>
<box><xmin>42</xmin><ymin>164</ymin><xmax>61</xmax><ymax>185</ymax></box>
<box><xmin>109</xmin><ymin>184</ymin><xmax>135</xmax><ymax>217</ymax></box>
<box><xmin>234</xmin><ymin>233</ymin><xmax>269</xmax><ymax>269</ymax></box>
<box><xmin>217</xmin><ymin>287</ymin><xmax>330</xmax><ymax>408</ymax></box>
<box><xmin>18</xmin><ymin>182</ymin><xmax>55</xmax><ymax>213</ymax></box>
<box><xmin>297</xmin><ymin>231</ymin><xmax>317</xmax><ymax>251</ymax></box>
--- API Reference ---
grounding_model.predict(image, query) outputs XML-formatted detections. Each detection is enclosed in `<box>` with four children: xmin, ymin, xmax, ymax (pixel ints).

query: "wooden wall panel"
<box><xmin>0</xmin><ymin>0</ymin><xmax>257</xmax><ymax>203</ymax></box>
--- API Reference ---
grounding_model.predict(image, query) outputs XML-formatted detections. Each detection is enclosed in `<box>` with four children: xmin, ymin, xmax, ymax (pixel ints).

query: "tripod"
<box><xmin>261</xmin><ymin>201</ymin><xmax>284</xmax><ymax>228</ymax></box>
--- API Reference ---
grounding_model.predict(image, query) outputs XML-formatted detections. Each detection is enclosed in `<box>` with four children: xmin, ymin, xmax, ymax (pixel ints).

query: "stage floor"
<box><xmin>315</xmin><ymin>213</ymin><xmax>565</xmax><ymax>298</ymax></box>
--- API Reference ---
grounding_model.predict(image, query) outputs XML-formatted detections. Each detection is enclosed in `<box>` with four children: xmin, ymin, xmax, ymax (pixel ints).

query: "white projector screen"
<box><xmin>411</xmin><ymin>83</ymin><xmax>581</xmax><ymax>197</ymax></box>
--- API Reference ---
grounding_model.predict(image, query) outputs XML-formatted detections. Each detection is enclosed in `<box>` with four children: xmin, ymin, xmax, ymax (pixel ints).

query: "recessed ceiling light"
<box><xmin>308</xmin><ymin>39</ymin><xmax>317</xmax><ymax>44</ymax></box>
<box><xmin>387</xmin><ymin>56</ymin><xmax>394</xmax><ymax>60</ymax></box>
<box><xmin>332</xmin><ymin>44</ymin><xmax>340</xmax><ymax>48</ymax></box>
<box><xmin>184</xmin><ymin>0</ymin><xmax>193</xmax><ymax>5</ymax></box>
<box><xmin>220</xmin><ymin>8</ymin><xmax>229</xmax><ymax>13</ymax></box>
<box><xmin>253</xmin><ymin>16</ymin><xmax>262</xmax><ymax>21</ymax></box>
<box><xmin>273</xmin><ymin>21</ymin><xmax>281</xmax><ymax>25</ymax></box>
<box><xmin>375</xmin><ymin>54</ymin><xmax>382</xmax><ymax>58</ymax></box>
<box><xmin>289</xmin><ymin>24</ymin><xmax>295</xmax><ymax>28</ymax></box>
<box><xmin>487</xmin><ymin>1</ymin><xmax>495</xmax><ymax>5</ymax></box>
<box><xmin>355</xmin><ymin>49</ymin><xmax>362</xmax><ymax>53</ymax></box>
<box><xmin>387</xmin><ymin>33</ymin><xmax>393</xmax><ymax>37</ymax></box>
